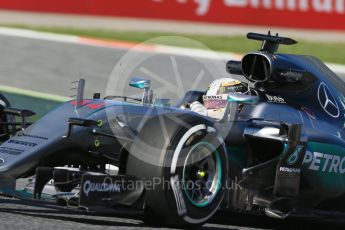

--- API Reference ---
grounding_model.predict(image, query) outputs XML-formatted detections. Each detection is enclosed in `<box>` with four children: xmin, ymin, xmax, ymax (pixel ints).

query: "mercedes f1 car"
<box><xmin>0</xmin><ymin>32</ymin><xmax>344</xmax><ymax>228</ymax></box>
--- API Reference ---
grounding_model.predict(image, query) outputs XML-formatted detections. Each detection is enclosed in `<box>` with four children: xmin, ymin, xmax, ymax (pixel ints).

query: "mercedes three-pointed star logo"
<box><xmin>317</xmin><ymin>82</ymin><xmax>340</xmax><ymax>118</ymax></box>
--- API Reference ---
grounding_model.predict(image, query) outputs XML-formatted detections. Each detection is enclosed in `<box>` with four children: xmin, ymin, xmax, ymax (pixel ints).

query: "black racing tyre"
<box><xmin>126</xmin><ymin>114</ymin><xmax>228</xmax><ymax>228</ymax></box>
<box><xmin>0</xmin><ymin>93</ymin><xmax>10</xmax><ymax>107</ymax></box>
<box><xmin>0</xmin><ymin>93</ymin><xmax>13</xmax><ymax>141</ymax></box>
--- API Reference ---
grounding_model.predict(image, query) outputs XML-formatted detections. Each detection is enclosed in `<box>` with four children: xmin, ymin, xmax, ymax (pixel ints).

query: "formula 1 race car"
<box><xmin>0</xmin><ymin>32</ymin><xmax>344</xmax><ymax>228</ymax></box>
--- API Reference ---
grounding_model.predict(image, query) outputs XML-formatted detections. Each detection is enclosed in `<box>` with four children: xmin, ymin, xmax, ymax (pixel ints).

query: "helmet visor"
<box><xmin>204</xmin><ymin>99</ymin><xmax>227</xmax><ymax>110</ymax></box>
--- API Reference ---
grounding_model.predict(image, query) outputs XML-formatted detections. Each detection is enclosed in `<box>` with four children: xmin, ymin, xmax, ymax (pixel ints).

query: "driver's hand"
<box><xmin>180</xmin><ymin>102</ymin><xmax>191</xmax><ymax>109</ymax></box>
<box><xmin>190</xmin><ymin>101</ymin><xmax>208</xmax><ymax>117</ymax></box>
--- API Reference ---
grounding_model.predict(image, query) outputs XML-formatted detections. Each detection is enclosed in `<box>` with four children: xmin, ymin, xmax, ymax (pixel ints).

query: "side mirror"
<box><xmin>129</xmin><ymin>77</ymin><xmax>150</xmax><ymax>90</ymax></box>
<box><xmin>129</xmin><ymin>77</ymin><xmax>152</xmax><ymax>105</ymax></box>
<box><xmin>220</xmin><ymin>93</ymin><xmax>259</xmax><ymax>122</ymax></box>
<box><xmin>227</xmin><ymin>92</ymin><xmax>259</xmax><ymax>104</ymax></box>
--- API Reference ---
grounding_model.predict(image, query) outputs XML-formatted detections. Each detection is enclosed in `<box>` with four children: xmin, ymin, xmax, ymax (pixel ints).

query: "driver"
<box><xmin>189</xmin><ymin>78</ymin><xmax>249</xmax><ymax>120</ymax></box>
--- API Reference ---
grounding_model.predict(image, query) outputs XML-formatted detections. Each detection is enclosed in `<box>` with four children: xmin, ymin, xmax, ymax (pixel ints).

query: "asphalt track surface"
<box><xmin>0</xmin><ymin>34</ymin><xmax>345</xmax><ymax>229</ymax></box>
<box><xmin>2</xmin><ymin>179</ymin><xmax>345</xmax><ymax>230</ymax></box>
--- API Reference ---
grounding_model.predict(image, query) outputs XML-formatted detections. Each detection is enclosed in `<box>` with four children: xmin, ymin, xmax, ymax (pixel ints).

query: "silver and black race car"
<box><xmin>0</xmin><ymin>32</ymin><xmax>344</xmax><ymax>228</ymax></box>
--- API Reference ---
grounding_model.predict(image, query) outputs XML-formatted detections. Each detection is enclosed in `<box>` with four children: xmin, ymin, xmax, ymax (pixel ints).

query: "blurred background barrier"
<box><xmin>0</xmin><ymin>0</ymin><xmax>344</xmax><ymax>30</ymax></box>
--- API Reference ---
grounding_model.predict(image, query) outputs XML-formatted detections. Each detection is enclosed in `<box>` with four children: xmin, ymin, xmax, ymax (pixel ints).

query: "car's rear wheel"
<box><xmin>126</xmin><ymin>114</ymin><xmax>228</xmax><ymax>228</ymax></box>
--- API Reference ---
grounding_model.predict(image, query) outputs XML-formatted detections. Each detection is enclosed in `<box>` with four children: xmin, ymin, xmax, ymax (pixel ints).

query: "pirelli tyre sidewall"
<box><xmin>126</xmin><ymin>114</ymin><xmax>228</xmax><ymax>228</ymax></box>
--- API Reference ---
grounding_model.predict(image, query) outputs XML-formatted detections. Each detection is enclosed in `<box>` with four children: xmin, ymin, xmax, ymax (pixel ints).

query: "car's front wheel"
<box><xmin>126</xmin><ymin>114</ymin><xmax>228</xmax><ymax>228</ymax></box>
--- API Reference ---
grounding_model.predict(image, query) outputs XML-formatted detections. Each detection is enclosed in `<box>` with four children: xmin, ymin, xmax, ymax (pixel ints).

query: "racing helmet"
<box><xmin>203</xmin><ymin>78</ymin><xmax>249</xmax><ymax>120</ymax></box>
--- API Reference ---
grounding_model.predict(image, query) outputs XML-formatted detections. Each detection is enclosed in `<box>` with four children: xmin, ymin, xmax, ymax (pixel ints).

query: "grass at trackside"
<box><xmin>3</xmin><ymin>24</ymin><xmax>345</xmax><ymax>64</ymax></box>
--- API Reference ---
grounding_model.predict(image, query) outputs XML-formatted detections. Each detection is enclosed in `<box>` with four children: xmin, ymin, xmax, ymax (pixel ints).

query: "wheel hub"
<box><xmin>182</xmin><ymin>142</ymin><xmax>222</xmax><ymax>207</ymax></box>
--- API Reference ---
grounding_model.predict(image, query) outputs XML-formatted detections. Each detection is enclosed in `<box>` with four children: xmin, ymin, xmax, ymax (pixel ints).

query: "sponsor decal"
<box><xmin>279</xmin><ymin>167</ymin><xmax>301</xmax><ymax>173</ymax></box>
<box><xmin>287</xmin><ymin>145</ymin><xmax>303</xmax><ymax>166</ymax></box>
<box><xmin>303</xmin><ymin>151</ymin><xmax>345</xmax><ymax>174</ymax></box>
<box><xmin>8</xmin><ymin>140</ymin><xmax>37</xmax><ymax>147</ymax></box>
<box><xmin>83</xmin><ymin>177</ymin><xmax>121</xmax><ymax>197</ymax></box>
<box><xmin>317</xmin><ymin>82</ymin><xmax>340</xmax><ymax>118</ymax></box>
<box><xmin>171</xmin><ymin>174</ymin><xmax>187</xmax><ymax>216</ymax></box>
<box><xmin>79</xmin><ymin>175</ymin><xmax>144</xmax><ymax>207</ymax></box>
<box><xmin>203</xmin><ymin>95</ymin><xmax>225</xmax><ymax>100</ymax></box>
<box><xmin>17</xmin><ymin>133</ymin><xmax>48</xmax><ymax>140</ymax></box>
<box><xmin>0</xmin><ymin>147</ymin><xmax>24</xmax><ymax>155</ymax></box>
<box><xmin>265</xmin><ymin>94</ymin><xmax>286</xmax><ymax>104</ymax></box>
<box><xmin>3</xmin><ymin>0</ymin><xmax>345</xmax><ymax>30</ymax></box>
<box><xmin>228</xmin><ymin>85</ymin><xmax>245</xmax><ymax>91</ymax></box>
